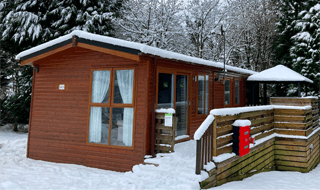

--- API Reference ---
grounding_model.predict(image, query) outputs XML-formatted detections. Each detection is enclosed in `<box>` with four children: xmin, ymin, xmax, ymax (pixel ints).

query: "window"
<box><xmin>225</xmin><ymin>80</ymin><xmax>230</xmax><ymax>105</ymax></box>
<box><xmin>198</xmin><ymin>75</ymin><xmax>209</xmax><ymax>114</ymax></box>
<box><xmin>88</xmin><ymin>69</ymin><xmax>134</xmax><ymax>147</ymax></box>
<box><xmin>235</xmin><ymin>80</ymin><xmax>239</xmax><ymax>104</ymax></box>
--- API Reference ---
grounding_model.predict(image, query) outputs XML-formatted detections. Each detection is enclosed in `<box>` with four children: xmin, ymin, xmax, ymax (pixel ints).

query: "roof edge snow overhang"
<box><xmin>247</xmin><ymin>80</ymin><xmax>313</xmax><ymax>84</ymax></box>
<box><xmin>19</xmin><ymin>37</ymin><xmax>142</xmax><ymax>66</ymax></box>
<box><xmin>20</xmin><ymin>39</ymin><xmax>72</xmax><ymax>62</ymax></box>
<box><xmin>16</xmin><ymin>30</ymin><xmax>256</xmax><ymax>76</ymax></box>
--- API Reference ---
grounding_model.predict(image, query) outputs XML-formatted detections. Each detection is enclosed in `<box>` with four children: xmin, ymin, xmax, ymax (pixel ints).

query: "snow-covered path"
<box><xmin>0</xmin><ymin>129</ymin><xmax>319</xmax><ymax>190</ymax></box>
<box><xmin>0</xmin><ymin>130</ymin><xmax>205</xmax><ymax>190</ymax></box>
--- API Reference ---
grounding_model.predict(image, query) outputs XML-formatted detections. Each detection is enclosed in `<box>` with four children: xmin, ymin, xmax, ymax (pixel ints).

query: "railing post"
<box><xmin>213</xmin><ymin>119</ymin><xmax>217</xmax><ymax>156</ymax></box>
<box><xmin>195</xmin><ymin>139</ymin><xmax>201</xmax><ymax>174</ymax></box>
<box><xmin>204</xmin><ymin>131</ymin><xmax>207</xmax><ymax>166</ymax></box>
<box><xmin>209</xmin><ymin>124</ymin><xmax>213</xmax><ymax>161</ymax></box>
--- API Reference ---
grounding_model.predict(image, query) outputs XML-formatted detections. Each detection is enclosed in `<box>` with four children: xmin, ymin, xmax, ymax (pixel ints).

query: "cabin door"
<box><xmin>157</xmin><ymin>70</ymin><xmax>191</xmax><ymax>137</ymax></box>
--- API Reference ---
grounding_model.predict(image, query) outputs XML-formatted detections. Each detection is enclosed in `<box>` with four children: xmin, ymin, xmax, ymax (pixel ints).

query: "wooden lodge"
<box><xmin>16</xmin><ymin>31</ymin><xmax>255</xmax><ymax>172</ymax></box>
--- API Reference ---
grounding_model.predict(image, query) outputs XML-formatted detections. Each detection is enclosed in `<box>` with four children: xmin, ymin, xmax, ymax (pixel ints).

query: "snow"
<box><xmin>175</xmin><ymin>135</ymin><xmax>189</xmax><ymax>141</ymax></box>
<box><xmin>301</xmin><ymin>96</ymin><xmax>318</xmax><ymax>99</ymax></box>
<box><xmin>0</xmin><ymin>128</ymin><xmax>207</xmax><ymax>190</ymax></box>
<box><xmin>155</xmin><ymin>108</ymin><xmax>176</xmax><ymax>114</ymax></box>
<box><xmin>292</xmin><ymin>32</ymin><xmax>312</xmax><ymax>42</ymax></box>
<box><xmin>210</xmin><ymin>105</ymin><xmax>311</xmax><ymax>116</ymax></box>
<box><xmin>212</xmin><ymin>153</ymin><xmax>236</xmax><ymax>163</ymax></box>
<box><xmin>247</xmin><ymin>65</ymin><xmax>313</xmax><ymax>83</ymax></box>
<box><xmin>204</xmin><ymin>162</ymin><xmax>216</xmax><ymax>171</ymax></box>
<box><xmin>15</xmin><ymin>30</ymin><xmax>256</xmax><ymax>75</ymax></box>
<box><xmin>232</xmin><ymin>120</ymin><xmax>251</xmax><ymax>127</ymax></box>
<box><xmin>217</xmin><ymin>133</ymin><xmax>233</xmax><ymax>140</ymax></box>
<box><xmin>194</xmin><ymin>115</ymin><xmax>215</xmax><ymax>140</ymax></box>
<box><xmin>211</xmin><ymin>165</ymin><xmax>320</xmax><ymax>189</ymax></box>
<box><xmin>210</xmin><ymin>105</ymin><xmax>274</xmax><ymax>116</ymax></box>
<box><xmin>273</xmin><ymin>105</ymin><xmax>312</xmax><ymax>110</ymax></box>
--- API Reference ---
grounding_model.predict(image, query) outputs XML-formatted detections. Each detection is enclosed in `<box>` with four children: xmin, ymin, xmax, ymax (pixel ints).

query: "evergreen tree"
<box><xmin>0</xmin><ymin>50</ymin><xmax>11</xmax><ymax>99</ymax></box>
<box><xmin>0</xmin><ymin>0</ymin><xmax>123</xmax><ymax>124</ymax></box>
<box><xmin>290</xmin><ymin>3</ymin><xmax>320</xmax><ymax>96</ymax></box>
<box><xmin>273</xmin><ymin>0</ymin><xmax>318</xmax><ymax>97</ymax></box>
<box><xmin>274</xmin><ymin>0</ymin><xmax>317</xmax><ymax>68</ymax></box>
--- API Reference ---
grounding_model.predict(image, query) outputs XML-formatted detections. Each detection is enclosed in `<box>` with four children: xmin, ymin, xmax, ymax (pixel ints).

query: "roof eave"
<box><xmin>19</xmin><ymin>36</ymin><xmax>142</xmax><ymax>65</ymax></box>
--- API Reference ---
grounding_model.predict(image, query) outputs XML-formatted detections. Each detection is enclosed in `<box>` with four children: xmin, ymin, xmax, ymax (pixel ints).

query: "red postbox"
<box><xmin>232</xmin><ymin>120</ymin><xmax>251</xmax><ymax>156</ymax></box>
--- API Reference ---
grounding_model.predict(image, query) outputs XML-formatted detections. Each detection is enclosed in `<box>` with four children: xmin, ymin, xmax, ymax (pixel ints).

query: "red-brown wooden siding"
<box><xmin>28</xmin><ymin>47</ymin><xmax>147</xmax><ymax>172</ymax></box>
<box><xmin>27</xmin><ymin>46</ymin><xmax>249</xmax><ymax>170</ymax></box>
<box><xmin>144</xmin><ymin>58</ymin><xmax>248</xmax><ymax>154</ymax></box>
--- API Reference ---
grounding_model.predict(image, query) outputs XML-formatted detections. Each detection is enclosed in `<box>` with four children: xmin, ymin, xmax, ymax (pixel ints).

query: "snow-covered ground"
<box><xmin>212</xmin><ymin>167</ymin><xmax>320</xmax><ymax>190</ymax></box>
<box><xmin>0</xmin><ymin>127</ymin><xmax>206</xmax><ymax>190</ymax></box>
<box><xmin>0</xmin><ymin>127</ymin><xmax>319</xmax><ymax>190</ymax></box>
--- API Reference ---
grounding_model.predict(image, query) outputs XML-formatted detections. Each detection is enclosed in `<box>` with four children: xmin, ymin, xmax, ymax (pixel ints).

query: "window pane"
<box><xmin>91</xmin><ymin>71</ymin><xmax>110</xmax><ymax>103</ymax></box>
<box><xmin>89</xmin><ymin>107</ymin><xmax>110</xmax><ymax>144</ymax></box>
<box><xmin>198</xmin><ymin>75</ymin><xmax>205</xmax><ymax>114</ymax></box>
<box><xmin>110</xmin><ymin>107</ymin><xmax>134</xmax><ymax>146</ymax></box>
<box><xmin>235</xmin><ymin>80</ymin><xmax>239</xmax><ymax>104</ymax></box>
<box><xmin>176</xmin><ymin>75</ymin><xmax>188</xmax><ymax>136</ymax></box>
<box><xmin>158</xmin><ymin>73</ymin><xmax>175</xmax><ymax>109</ymax></box>
<box><xmin>113</xmin><ymin>70</ymin><xmax>134</xmax><ymax>104</ymax></box>
<box><xmin>205</xmin><ymin>75</ymin><xmax>209</xmax><ymax>114</ymax></box>
<box><xmin>225</xmin><ymin>80</ymin><xmax>230</xmax><ymax>105</ymax></box>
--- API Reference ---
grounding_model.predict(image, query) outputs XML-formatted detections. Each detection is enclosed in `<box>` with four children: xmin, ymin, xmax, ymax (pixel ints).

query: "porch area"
<box><xmin>193</xmin><ymin>97</ymin><xmax>320</xmax><ymax>188</ymax></box>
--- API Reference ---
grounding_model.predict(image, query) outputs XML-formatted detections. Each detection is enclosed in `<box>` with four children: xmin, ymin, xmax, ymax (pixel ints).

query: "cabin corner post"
<box><xmin>213</xmin><ymin>119</ymin><xmax>217</xmax><ymax>157</ymax></box>
<box><xmin>151</xmin><ymin>58</ymin><xmax>157</xmax><ymax>157</ymax></box>
<box><xmin>195</xmin><ymin>139</ymin><xmax>201</xmax><ymax>174</ymax></box>
<box><xmin>26</xmin><ymin>67</ymin><xmax>36</xmax><ymax>158</ymax></box>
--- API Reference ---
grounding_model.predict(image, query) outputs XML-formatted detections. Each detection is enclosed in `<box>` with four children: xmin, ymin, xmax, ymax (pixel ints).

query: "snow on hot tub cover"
<box><xmin>16</xmin><ymin>30</ymin><xmax>257</xmax><ymax>75</ymax></box>
<box><xmin>247</xmin><ymin>65</ymin><xmax>313</xmax><ymax>83</ymax></box>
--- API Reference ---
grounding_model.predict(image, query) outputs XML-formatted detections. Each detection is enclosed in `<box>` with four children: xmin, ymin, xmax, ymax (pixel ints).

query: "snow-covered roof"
<box><xmin>16</xmin><ymin>30</ymin><xmax>256</xmax><ymax>75</ymax></box>
<box><xmin>247</xmin><ymin>65</ymin><xmax>313</xmax><ymax>83</ymax></box>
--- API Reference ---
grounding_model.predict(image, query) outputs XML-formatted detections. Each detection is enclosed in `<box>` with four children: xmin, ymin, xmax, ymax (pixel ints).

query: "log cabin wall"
<box><xmin>28</xmin><ymin>47</ymin><xmax>148</xmax><ymax>172</ymax></box>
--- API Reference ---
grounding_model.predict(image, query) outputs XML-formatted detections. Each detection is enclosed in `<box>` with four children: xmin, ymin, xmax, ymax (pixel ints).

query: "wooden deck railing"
<box><xmin>194</xmin><ymin>97</ymin><xmax>319</xmax><ymax>175</ymax></box>
<box><xmin>195</xmin><ymin>122</ymin><xmax>215</xmax><ymax>174</ymax></box>
<box><xmin>214</xmin><ymin>108</ymin><xmax>274</xmax><ymax>155</ymax></box>
<box><xmin>194</xmin><ymin>115</ymin><xmax>215</xmax><ymax>174</ymax></box>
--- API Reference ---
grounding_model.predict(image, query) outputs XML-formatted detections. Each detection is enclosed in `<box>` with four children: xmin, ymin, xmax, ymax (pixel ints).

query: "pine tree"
<box><xmin>274</xmin><ymin>0</ymin><xmax>317</xmax><ymax>68</ymax></box>
<box><xmin>273</xmin><ymin>0</ymin><xmax>318</xmax><ymax>97</ymax></box>
<box><xmin>1</xmin><ymin>0</ymin><xmax>122</xmax><ymax>48</ymax></box>
<box><xmin>290</xmin><ymin>3</ymin><xmax>320</xmax><ymax>96</ymax></box>
<box><xmin>0</xmin><ymin>50</ymin><xmax>11</xmax><ymax>99</ymax></box>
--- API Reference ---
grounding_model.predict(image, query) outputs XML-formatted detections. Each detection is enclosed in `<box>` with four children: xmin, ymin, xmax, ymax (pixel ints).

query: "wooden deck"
<box><xmin>198</xmin><ymin>97</ymin><xmax>320</xmax><ymax>189</ymax></box>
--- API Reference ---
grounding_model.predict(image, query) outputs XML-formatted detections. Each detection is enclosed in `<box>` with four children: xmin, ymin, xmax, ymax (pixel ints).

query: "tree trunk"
<box><xmin>13</xmin><ymin>122</ymin><xmax>18</xmax><ymax>132</ymax></box>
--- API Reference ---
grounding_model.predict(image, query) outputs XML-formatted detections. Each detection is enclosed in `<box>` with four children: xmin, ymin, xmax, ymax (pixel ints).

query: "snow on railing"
<box><xmin>194</xmin><ymin>115</ymin><xmax>215</xmax><ymax>140</ymax></box>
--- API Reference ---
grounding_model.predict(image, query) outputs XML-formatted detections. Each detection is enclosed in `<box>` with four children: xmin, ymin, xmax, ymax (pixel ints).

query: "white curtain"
<box><xmin>116</xmin><ymin>70</ymin><xmax>134</xmax><ymax>146</ymax></box>
<box><xmin>89</xmin><ymin>71</ymin><xmax>110</xmax><ymax>143</ymax></box>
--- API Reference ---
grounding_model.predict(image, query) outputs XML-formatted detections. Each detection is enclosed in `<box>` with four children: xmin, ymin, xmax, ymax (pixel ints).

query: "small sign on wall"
<box><xmin>59</xmin><ymin>84</ymin><xmax>65</xmax><ymax>90</ymax></box>
<box><xmin>56</xmin><ymin>83</ymin><xmax>68</xmax><ymax>91</ymax></box>
<box><xmin>165</xmin><ymin>113</ymin><xmax>173</xmax><ymax>127</ymax></box>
